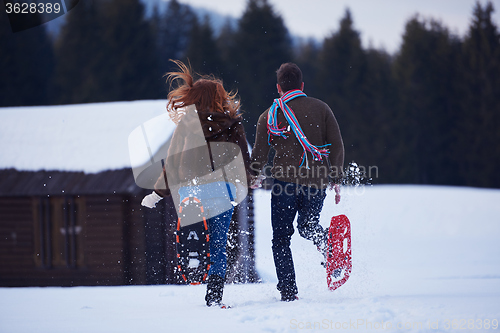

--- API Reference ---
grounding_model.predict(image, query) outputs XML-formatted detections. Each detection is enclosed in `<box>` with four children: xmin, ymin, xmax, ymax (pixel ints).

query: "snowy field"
<box><xmin>1</xmin><ymin>185</ymin><xmax>500</xmax><ymax>333</ymax></box>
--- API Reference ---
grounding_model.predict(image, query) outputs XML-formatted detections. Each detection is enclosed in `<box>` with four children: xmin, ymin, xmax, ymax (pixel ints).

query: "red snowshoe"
<box><xmin>326</xmin><ymin>214</ymin><xmax>352</xmax><ymax>291</ymax></box>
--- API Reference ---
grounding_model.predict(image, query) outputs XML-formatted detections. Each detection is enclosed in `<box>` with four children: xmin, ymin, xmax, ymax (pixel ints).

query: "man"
<box><xmin>251</xmin><ymin>62</ymin><xmax>344</xmax><ymax>301</ymax></box>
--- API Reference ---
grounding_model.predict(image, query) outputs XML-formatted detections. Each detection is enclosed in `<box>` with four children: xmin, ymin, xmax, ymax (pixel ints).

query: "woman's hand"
<box><xmin>141</xmin><ymin>191</ymin><xmax>163</xmax><ymax>208</ymax></box>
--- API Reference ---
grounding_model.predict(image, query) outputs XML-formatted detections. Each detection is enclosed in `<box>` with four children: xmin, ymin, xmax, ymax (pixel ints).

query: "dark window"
<box><xmin>33</xmin><ymin>196</ymin><xmax>84</xmax><ymax>268</ymax></box>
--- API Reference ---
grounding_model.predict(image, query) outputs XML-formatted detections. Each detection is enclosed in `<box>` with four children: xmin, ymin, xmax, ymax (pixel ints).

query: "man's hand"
<box><xmin>329</xmin><ymin>183</ymin><xmax>341</xmax><ymax>204</ymax></box>
<box><xmin>334</xmin><ymin>184</ymin><xmax>341</xmax><ymax>204</ymax></box>
<box><xmin>141</xmin><ymin>191</ymin><xmax>163</xmax><ymax>208</ymax></box>
<box><xmin>250</xmin><ymin>174</ymin><xmax>266</xmax><ymax>189</ymax></box>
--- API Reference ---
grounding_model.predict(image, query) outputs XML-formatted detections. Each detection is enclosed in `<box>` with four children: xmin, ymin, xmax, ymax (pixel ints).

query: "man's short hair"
<box><xmin>277</xmin><ymin>62</ymin><xmax>303</xmax><ymax>92</ymax></box>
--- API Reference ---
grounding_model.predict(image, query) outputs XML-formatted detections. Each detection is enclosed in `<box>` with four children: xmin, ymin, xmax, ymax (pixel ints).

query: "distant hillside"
<box><xmin>43</xmin><ymin>0</ymin><xmax>237</xmax><ymax>41</ymax></box>
<box><xmin>141</xmin><ymin>0</ymin><xmax>237</xmax><ymax>34</ymax></box>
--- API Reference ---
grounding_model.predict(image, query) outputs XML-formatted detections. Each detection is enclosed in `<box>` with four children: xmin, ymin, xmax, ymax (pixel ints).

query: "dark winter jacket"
<box><xmin>154</xmin><ymin>110</ymin><xmax>251</xmax><ymax>197</ymax></box>
<box><xmin>251</xmin><ymin>95</ymin><xmax>344</xmax><ymax>188</ymax></box>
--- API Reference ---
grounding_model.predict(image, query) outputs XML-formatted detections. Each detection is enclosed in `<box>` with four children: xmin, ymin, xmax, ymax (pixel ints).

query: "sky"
<box><xmin>169</xmin><ymin>0</ymin><xmax>500</xmax><ymax>54</ymax></box>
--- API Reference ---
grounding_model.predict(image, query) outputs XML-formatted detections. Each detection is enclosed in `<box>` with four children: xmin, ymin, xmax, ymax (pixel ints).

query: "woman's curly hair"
<box><xmin>165</xmin><ymin>60</ymin><xmax>241</xmax><ymax>124</ymax></box>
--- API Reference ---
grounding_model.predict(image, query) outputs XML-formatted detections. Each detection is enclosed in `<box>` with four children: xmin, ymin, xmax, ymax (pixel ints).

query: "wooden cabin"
<box><xmin>0</xmin><ymin>168</ymin><xmax>174</xmax><ymax>286</ymax></box>
<box><xmin>0</xmin><ymin>101</ymin><xmax>258</xmax><ymax>287</ymax></box>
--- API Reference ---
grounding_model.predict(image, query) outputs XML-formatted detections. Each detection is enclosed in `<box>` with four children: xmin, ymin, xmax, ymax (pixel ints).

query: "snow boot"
<box><xmin>281</xmin><ymin>291</ymin><xmax>299</xmax><ymax>302</ymax></box>
<box><xmin>332</xmin><ymin>268</ymin><xmax>342</xmax><ymax>278</ymax></box>
<box><xmin>318</xmin><ymin>229</ymin><xmax>343</xmax><ymax>278</ymax></box>
<box><xmin>317</xmin><ymin>228</ymin><xmax>330</xmax><ymax>266</ymax></box>
<box><xmin>205</xmin><ymin>274</ymin><xmax>224</xmax><ymax>307</ymax></box>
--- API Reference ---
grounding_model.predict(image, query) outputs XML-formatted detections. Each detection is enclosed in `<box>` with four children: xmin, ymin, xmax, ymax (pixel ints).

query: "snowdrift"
<box><xmin>1</xmin><ymin>185</ymin><xmax>499</xmax><ymax>333</ymax></box>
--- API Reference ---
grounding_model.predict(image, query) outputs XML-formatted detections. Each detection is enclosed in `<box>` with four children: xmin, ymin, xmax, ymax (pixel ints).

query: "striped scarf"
<box><xmin>267</xmin><ymin>89</ymin><xmax>330</xmax><ymax>168</ymax></box>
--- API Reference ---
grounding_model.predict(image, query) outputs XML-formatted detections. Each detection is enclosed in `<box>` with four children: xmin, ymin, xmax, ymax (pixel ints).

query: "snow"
<box><xmin>1</xmin><ymin>185</ymin><xmax>500</xmax><ymax>332</ymax></box>
<box><xmin>0</xmin><ymin>100</ymin><xmax>176</xmax><ymax>173</ymax></box>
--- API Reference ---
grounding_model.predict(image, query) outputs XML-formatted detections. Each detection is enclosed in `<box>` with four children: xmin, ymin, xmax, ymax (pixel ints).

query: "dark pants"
<box><xmin>271</xmin><ymin>179</ymin><xmax>327</xmax><ymax>295</ymax></box>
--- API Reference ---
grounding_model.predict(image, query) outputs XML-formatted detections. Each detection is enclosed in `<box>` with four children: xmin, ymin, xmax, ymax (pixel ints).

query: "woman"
<box><xmin>141</xmin><ymin>60</ymin><xmax>251</xmax><ymax>307</ymax></box>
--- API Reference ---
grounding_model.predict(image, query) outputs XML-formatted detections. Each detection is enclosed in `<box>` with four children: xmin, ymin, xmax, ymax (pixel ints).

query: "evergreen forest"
<box><xmin>1</xmin><ymin>0</ymin><xmax>499</xmax><ymax>188</ymax></box>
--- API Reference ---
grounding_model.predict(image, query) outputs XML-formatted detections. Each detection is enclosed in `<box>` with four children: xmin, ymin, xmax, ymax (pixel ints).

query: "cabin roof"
<box><xmin>0</xmin><ymin>168</ymin><xmax>143</xmax><ymax>197</ymax></box>
<box><xmin>0</xmin><ymin>100</ymin><xmax>175</xmax><ymax>173</ymax></box>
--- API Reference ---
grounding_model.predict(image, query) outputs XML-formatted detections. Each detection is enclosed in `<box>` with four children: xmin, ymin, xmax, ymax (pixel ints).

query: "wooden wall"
<box><xmin>0</xmin><ymin>193</ymin><xmax>175</xmax><ymax>287</ymax></box>
<box><xmin>0</xmin><ymin>191</ymin><xmax>256</xmax><ymax>286</ymax></box>
<box><xmin>0</xmin><ymin>197</ymin><xmax>35</xmax><ymax>285</ymax></box>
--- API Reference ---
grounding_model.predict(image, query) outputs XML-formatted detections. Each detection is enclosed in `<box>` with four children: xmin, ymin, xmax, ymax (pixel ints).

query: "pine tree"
<box><xmin>360</xmin><ymin>48</ymin><xmax>399</xmax><ymax>184</ymax></box>
<box><xmin>185</xmin><ymin>16</ymin><xmax>223</xmax><ymax>76</ymax></box>
<box><xmin>99</xmin><ymin>0</ymin><xmax>159</xmax><ymax>101</ymax></box>
<box><xmin>215</xmin><ymin>19</ymin><xmax>239</xmax><ymax>92</ymax></box>
<box><xmin>393</xmin><ymin>16</ymin><xmax>463</xmax><ymax>185</ymax></box>
<box><xmin>54</xmin><ymin>0</ymin><xmax>160</xmax><ymax>103</ymax></box>
<box><xmin>460</xmin><ymin>1</ymin><xmax>500</xmax><ymax>187</ymax></box>
<box><xmin>53</xmin><ymin>1</ymin><xmax>104</xmax><ymax>104</ymax></box>
<box><xmin>0</xmin><ymin>10</ymin><xmax>53</xmax><ymax>106</ymax></box>
<box><xmin>233</xmin><ymin>0</ymin><xmax>292</xmax><ymax>143</ymax></box>
<box><xmin>155</xmin><ymin>0</ymin><xmax>196</xmax><ymax>73</ymax></box>
<box><xmin>293</xmin><ymin>38</ymin><xmax>320</xmax><ymax>94</ymax></box>
<box><xmin>316</xmin><ymin>9</ymin><xmax>369</xmax><ymax>171</ymax></box>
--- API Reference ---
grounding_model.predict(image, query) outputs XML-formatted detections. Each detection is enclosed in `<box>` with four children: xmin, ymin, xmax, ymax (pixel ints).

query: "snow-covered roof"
<box><xmin>0</xmin><ymin>100</ymin><xmax>176</xmax><ymax>173</ymax></box>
